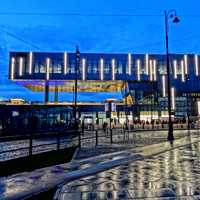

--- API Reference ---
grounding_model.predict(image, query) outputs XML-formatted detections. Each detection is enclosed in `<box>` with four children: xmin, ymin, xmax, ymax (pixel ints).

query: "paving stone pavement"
<box><xmin>76</xmin><ymin>129</ymin><xmax>198</xmax><ymax>159</ymax></box>
<box><xmin>55</xmin><ymin>135</ymin><xmax>200</xmax><ymax>200</ymax></box>
<box><xmin>1</xmin><ymin>130</ymin><xmax>200</xmax><ymax>199</ymax></box>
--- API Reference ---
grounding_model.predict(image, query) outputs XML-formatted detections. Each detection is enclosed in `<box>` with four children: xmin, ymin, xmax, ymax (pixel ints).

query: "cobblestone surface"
<box><xmin>1</xmin><ymin>130</ymin><xmax>200</xmax><ymax>199</ymax></box>
<box><xmin>56</xmin><ymin>133</ymin><xmax>200</xmax><ymax>200</ymax></box>
<box><xmin>76</xmin><ymin>129</ymin><xmax>198</xmax><ymax>159</ymax></box>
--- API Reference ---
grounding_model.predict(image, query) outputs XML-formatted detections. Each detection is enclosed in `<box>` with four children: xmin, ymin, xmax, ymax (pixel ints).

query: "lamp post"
<box><xmin>125</xmin><ymin>81</ymin><xmax>129</xmax><ymax>130</ymax></box>
<box><xmin>74</xmin><ymin>46</ymin><xmax>80</xmax><ymax>129</ymax></box>
<box><xmin>185</xmin><ymin>74</ymin><xmax>190</xmax><ymax>130</ymax></box>
<box><xmin>164</xmin><ymin>10</ymin><xmax>180</xmax><ymax>141</ymax></box>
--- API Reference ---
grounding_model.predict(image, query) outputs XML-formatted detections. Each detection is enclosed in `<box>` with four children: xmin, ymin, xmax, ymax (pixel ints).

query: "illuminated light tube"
<box><xmin>198</xmin><ymin>101</ymin><xmax>200</xmax><ymax>115</ymax></box>
<box><xmin>149</xmin><ymin>59</ymin><xmax>153</xmax><ymax>81</ymax></box>
<box><xmin>128</xmin><ymin>53</ymin><xmax>132</xmax><ymax>75</ymax></box>
<box><xmin>153</xmin><ymin>59</ymin><xmax>157</xmax><ymax>81</ymax></box>
<box><xmin>162</xmin><ymin>75</ymin><xmax>166</xmax><ymax>97</ymax></box>
<box><xmin>29</xmin><ymin>52</ymin><xmax>33</xmax><ymax>74</ymax></box>
<box><xmin>145</xmin><ymin>54</ymin><xmax>149</xmax><ymax>74</ymax></box>
<box><xmin>10</xmin><ymin>57</ymin><xmax>15</xmax><ymax>80</ymax></box>
<box><xmin>46</xmin><ymin>58</ymin><xmax>50</xmax><ymax>80</ymax></box>
<box><xmin>181</xmin><ymin>60</ymin><xmax>185</xmax><ymax>82</ymax></box>
<box><xmin>112</xmin><ymin>59</ymin><xmax>115</xmax><ymax>80</ymax></box>
<box><xmin>195</xmin><ymin>55</ymin><xmax>199</xmax><ymax>76</ymax></box>
<box><xmin>137</xmin><ymin>59</ymin><xmax>141</xmax><ymax>81</ymax></box>
<box><xmin>19</xmin><ymin>57</ymin><xmax>23</xmax><ymax>76</ymax></box>
<box><xmin>171</xmin><ymin>87</ymin><xmax>175</xmax><ymax>110</ymax></box>
<box><xmin>173</xmin><ymin>60</ymin><xmax>177</xmax><ymax>79</ymax></box>
<box><xmin>184</xmin><ymin>54</ymin><xmax>188</xmax><ymax>74</ymax></box>
<box><xmin>64</xmin><ymin>52</ymin><xmax>68</xmax><ymax>74</ymax></box>
<box><xmin>82</xmin><ymin>58</ymin><xmax>86</xmax><ymax>80</ymax></box>
<box><xmin>100</xmin><ymin>58</ymin><xmax>104</xmax><ymax>80</ymax></box>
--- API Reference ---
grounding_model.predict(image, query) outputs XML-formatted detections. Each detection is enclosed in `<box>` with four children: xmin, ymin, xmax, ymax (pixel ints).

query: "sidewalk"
<box><xmin>55</xmin><ymin>133</ymin><xmax>200</xmax><ymax>199</ymax></box>
<box><xmin>77</xmin><ymin>129</ymin><xmax>198</xmax><ymax>159</ymax></box>
<box><xmin>0</xmin><ymin>130</ymin><xmax>200</xmax><ymax>199</ymax></box>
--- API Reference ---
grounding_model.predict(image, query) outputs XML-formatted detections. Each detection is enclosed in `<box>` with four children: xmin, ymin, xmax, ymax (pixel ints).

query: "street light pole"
<box><xmin>164</xmin><ymin>10</ymin><xmax>180</xmax><ymax>141</ymax></box>
<box><xmin>185</xmin><ymin>75</ymin><xmax>190</xmax><ymax>130</ymax></box>
<box><xmin>74</xmin><ymin>46</ymin><xmax>80</xmax><ymax>129</ymax></box>
<box><xmin>165</xmin><ymin>11</ymin><xmax>173</xmax><ymax>141</ymax></box>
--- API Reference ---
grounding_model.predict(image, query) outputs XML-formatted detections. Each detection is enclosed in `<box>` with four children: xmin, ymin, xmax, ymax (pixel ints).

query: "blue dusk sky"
<box><xmin>0</xmin><ymin>0</ymin><xmax>200</xmax><ymax>102</ymax></box>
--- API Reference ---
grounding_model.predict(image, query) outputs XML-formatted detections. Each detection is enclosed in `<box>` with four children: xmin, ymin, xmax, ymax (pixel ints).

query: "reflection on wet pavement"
<box><xmin>56</xmin><ymin>139</ymin><xmax>200</xmax><ymax>199</ymax></box>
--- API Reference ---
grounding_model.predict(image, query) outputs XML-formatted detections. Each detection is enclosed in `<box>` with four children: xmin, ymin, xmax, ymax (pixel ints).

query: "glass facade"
<box><xmin>8</xmin><ymin>52</ymin><xmax>200</xmax><ymax>120</ymax></box>
<box><xmin>0</xmin><ymin>105</ymin><xmax>73</xmax><ymax>134</ymax></box>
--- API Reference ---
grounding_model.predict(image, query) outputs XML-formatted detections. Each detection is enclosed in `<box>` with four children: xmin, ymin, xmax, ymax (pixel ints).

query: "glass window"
<box><xmin>93</xmin><ymin>61</ymin><xmax>98</xmax><ymax>73</ymax></box>
<box><xmin>69</xmin><ymin>62</ymin><xmax>75</xmax><ymax>73</ymax></box>
<box><xmin>104</xmin><ymin>62</ymin><xmax>110</xmax><ymax>74</ymax></box>
<box><xmin>53</xmin><ymin>64</ymin><xmax>62</xmax><ymax>73</ymax></box>
<box><xmin>158</xmin><ymin>60</ymin><xmax>167</xmax><ymax>75</ymax></box>
<box><xmin>87</xmin><ymin>61</ymin><xmax>93</xmax><ymax>73</ymax></box>
<box><xmin>40</xmin><ymin>63</ymin><xmax>45</xmax><ymax>73</ymax></box>
<box><xmin>34</xmin><ymin>63</ymin><xmax>39</xmax><ymax>73</ymax></box>
<box><xmin>117</xmin><ymin>63</ymin><xmax>123</xmax><ymax>74</ymax></box>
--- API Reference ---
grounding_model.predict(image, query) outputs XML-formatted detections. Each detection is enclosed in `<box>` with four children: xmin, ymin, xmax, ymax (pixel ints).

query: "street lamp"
<box><xmin>165</xmin><ymin>10</ymin><xmax>180</xmax><ymax>141</ymax></box>
<box><xmin>185</xmin><ymin>74</ymin><xmax>190</xmax><ymax>130</ymax></box>
<box><xmin>74</xmin><ymin>46</ymin><xmax>80</xmax><ymax>129</ymax></box>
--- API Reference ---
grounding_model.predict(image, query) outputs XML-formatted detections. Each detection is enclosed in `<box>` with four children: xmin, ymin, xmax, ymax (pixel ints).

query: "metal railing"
<box><xmin>0</xmin><ymin>130</ymin><xmax>79</xmax><ymax>162</ymax></box>
<box><xmin>79</xmin><ymin>123</ymin><xmax>200</xmax><ymax>147</ymax></box>
<box><xmin>1</xmin><ymin>123</ymin><xmax>199</xmax><ymax>162</ymax></box>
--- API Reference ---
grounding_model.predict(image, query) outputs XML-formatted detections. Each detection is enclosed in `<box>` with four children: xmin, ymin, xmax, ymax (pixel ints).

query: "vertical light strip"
<box><xmin>149</xmin><ymin>59</ymin><xmax>153</xmax><ymax>81</ymax></box>
<box><xmin>145</xmin><ymin>54</ymin><xmax>149</xmax><ymax>74</ymax></box>
<box><xmin>10</xmin><ymin>57</ymin><xmax>15</xmax><ymax>80</ymax></box>
<box><xmin>64</xmin><ymin>52</ymin><xmax>68</xmax><ymax>74</ymax></box>
<box><xmin>162</xmin><ymin>75</ymin><xmax>166</xmax><ymax>97</ymax></box>
<box><xmin>19</xmin><ymin>57</ymin><xmax>23</xmax><ymax>76</ymax></box>
<box><xmin>100</xmin><ymin>58</ymin><xmax>104</xmax><ymax>80</ymax></box>
<box><xmin>171</xmin><ymin>87</ymin><xmax>175</xmax><ymax>110</ymax></box>
<box><xmin>181</xmin><ymin>60</ymin><xmax>185</xmax><ymax>82</ymax></box>
<box><xmin>46</xmin><ymin>58</ymin><xmax>50</xmax><ymax>80</ymax></box>
<box><xmin>184</xmin><ymin>54</ymin><xmax>188</xmax><ymax>74</ymax></box>
<box><xmin>198</xmin><ymin>101</ymin><xmax>200</xmax><ymax>115</ymax></box>
<box><xmin>82</xmin><ymin>58</ymin><xmax>86</xmax><ymax>80</ymax></box>
<box><xmin>29</xmin><ymin>52</ymin><xmax>33</xmax><ymax>74</ymax></box>
<box><xmin>128</xmin><ymin>53</ymin><xmax>132</xmax><ymax>75</ymax></box>
<box><xmin>195</xmin><ymin>55</ymin><xmax>199</xmax><ymax>76</ymax></box>
<box><xmin>112</xmin><ymin>59</ymin><xmax>115</xmax><ymax>80</ymax></box>
<box><xmin>173</xmin><ymin>60</ymin><xmax>177</xmax><ymax>79</ymax></box>
<box><xmin>137</xmin><ymin>59</ymin><xmax>141</xmax><ymax>81</ymax></box>
<box><xmin>153</xmin><ymin>59</ymin><xmax>157</xmax><ymax>81</ymax></box>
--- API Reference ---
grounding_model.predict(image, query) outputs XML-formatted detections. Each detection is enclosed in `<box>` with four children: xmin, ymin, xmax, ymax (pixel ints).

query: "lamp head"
<box><xmin>173</xmin><ymin>16</ymin><xmax>180</xmax><ymax>23</ymax></box>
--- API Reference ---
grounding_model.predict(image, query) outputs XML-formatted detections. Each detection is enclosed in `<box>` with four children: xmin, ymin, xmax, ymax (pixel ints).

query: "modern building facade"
<box><xmin>8</xmin><ymin>52</ymin><xmax>200</xmax><ymax>124</ymax></box>
<box><xmin>0</xmin><ymin>104</ymin><xmax>73</xmax><ymax>134</ymax></box>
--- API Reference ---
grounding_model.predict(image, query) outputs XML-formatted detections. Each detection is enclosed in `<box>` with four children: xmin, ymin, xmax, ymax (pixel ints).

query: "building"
<box><xmin>8</xmin><ymin>52</ymin><xmax>200</xmax><ymax>125</ymax></box>
<box><xmin>0</xmin><ymin>104</ymin><xmax>74</xmax><ymax>135</ymax></box>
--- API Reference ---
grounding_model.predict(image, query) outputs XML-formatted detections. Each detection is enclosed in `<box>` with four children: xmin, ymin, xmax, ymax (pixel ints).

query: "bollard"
<box><xmin>78</xmin><ymin>131</ymin><xmax>81</xmax><ymax>148</ymax></box>
<box><xmin>82</xmin><ymin>126</ymin><xmax>84</xmax><ymax>136</ymax></box>
<box><xmin>29</xmin><ymin>133</ymin><xmax>33</xmax><ymax>156</ymax></box>
<box><xmin>57</xmin><ymin>132</ymin><xmax>60</xmax><ymax>150</ymax></box>
<box><xmin>110</xmin><ymin>129</ymin><xmax>113</xmax><ymax>144</ymax></box>
<box><xmin>127</xmin><ymin>128</ymin><xmax>129</xmax><ymax>141</ymax></box>
<box><xmin>95</xmin><ymin>130</ymin><xmax>98</xmax><ymax>146</ymax></box>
